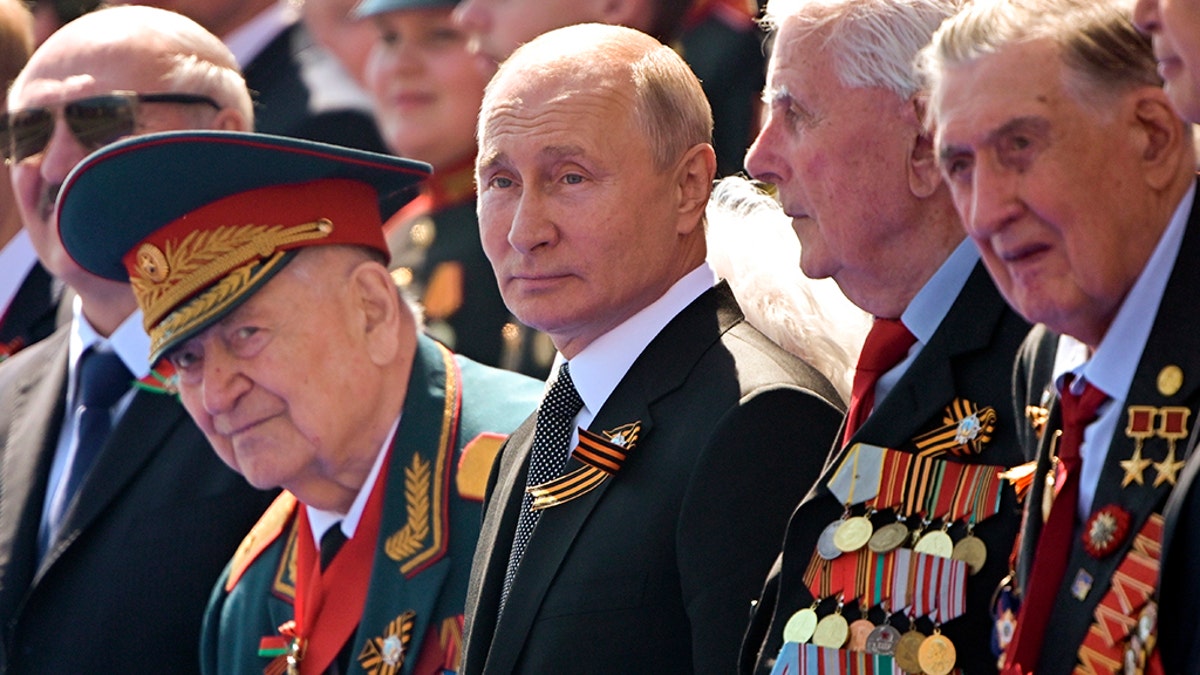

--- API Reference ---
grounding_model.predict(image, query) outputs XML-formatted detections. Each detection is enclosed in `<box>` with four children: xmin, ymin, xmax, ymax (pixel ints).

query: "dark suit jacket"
<box><xmin>0</xmin><ymin>326</ymin><xmax>277</xmax><ymax>674</ymax></box>
<box><xmin>741</xmin><ymin>262</ymin><xmax>1033</xmax><ymax>675</ymax></box>
<box><xmin>1024</xmin><ymin>189</ymin><xmax>1200</xmax><ymax>675</ymax></box>
<box><xmin>243</xmin><ymin>22</ymin><xmax>387</xmax><ymax>153</ymax></box>
<box><xmin>0</xmin><ymin>263</ymin><xmax>59</xmax><ymax>358</ymax></box>
<box><xmin>461</xmin><ymin>282</ymin><xmax>844</xmax><ymax>674</ymax></box>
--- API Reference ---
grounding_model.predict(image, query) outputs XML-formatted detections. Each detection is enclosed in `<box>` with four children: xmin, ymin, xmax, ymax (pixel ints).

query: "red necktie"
<box><xmin>1004</xmin><ymin>376</ymin><xmax>1108</xmax><ymax>673</ymax></box>
<box><xmin>843</xmin><ymin>318</ymin><xmax>916</xmax><ymax>444</ymax></box>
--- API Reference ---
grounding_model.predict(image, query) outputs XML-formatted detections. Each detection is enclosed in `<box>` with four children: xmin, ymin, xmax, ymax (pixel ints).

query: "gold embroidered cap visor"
<box><xmin>55</xmin><ymin>130</ymin><xmax>431</xmax><ymax>362</ymax></box>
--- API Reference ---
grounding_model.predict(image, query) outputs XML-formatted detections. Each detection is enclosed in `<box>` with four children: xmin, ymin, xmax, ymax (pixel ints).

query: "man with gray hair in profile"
<box><xmin>739</xmin><ymin>0</ymin><xmax>1033</xmax><ymax>672</ymax></box>
<box><xmin>921</xmin><ymin>0</ymin><xmax>1199</xmax><ymax>672</ymax></box>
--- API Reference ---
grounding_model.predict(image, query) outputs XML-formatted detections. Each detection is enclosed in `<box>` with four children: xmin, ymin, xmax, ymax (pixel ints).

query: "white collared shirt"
<box><xmin>556</xmin><ymin>263</ymin><xmax>718</xmax><ymax>449</ymax></box>
<box><xmin>1053</xmin><ymin>182</ymin><xmax>1194</xmax><ymax>520</ymax></box>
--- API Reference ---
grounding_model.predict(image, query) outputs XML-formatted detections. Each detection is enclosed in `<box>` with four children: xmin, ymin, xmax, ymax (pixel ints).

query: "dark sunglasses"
<box><xmin>0</xmin><ymin>91</ymin><xmax>222</xmax><ymax>163</ymax></box>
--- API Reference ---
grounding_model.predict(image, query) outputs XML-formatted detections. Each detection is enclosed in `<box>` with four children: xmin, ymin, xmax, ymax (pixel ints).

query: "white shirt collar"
<box><xmin>900</xmin><ymin>238</ymin><xmax>978</xmax><ymax>345</ymax></box>
<box><xmin>68</xmin><ymin>296</ymin><xmax>152</xmax><ymax>381</ymax></box>
<box><xmin>560</xmin><ymin>263</ymin><xmax>717</xmax><ymax>434</ymax></box>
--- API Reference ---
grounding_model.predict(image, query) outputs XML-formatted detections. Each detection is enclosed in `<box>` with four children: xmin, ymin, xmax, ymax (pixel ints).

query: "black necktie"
<box><xmin>40</xmin><ymin>346</ymin><xmax>132</xmax><ymax>558</ymax></box>
<box><xmin>500</xmin><ymin>363</ymin><xmax>583</xmax><ymax>610</ymax></box>
<box><xmin>320</xmin><ymin>522</ymin><xmax>347</xmax><ymax>572</ymax></box>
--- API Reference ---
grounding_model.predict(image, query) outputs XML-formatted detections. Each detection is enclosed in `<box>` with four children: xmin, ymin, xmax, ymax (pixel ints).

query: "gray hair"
<box><xmin>762</xmin><ymin>0</ymin><xmax>963</xmax><ymax>99</ymax></box>
<box><xmin>919</xmin><ymin>0</ymin><xmax>1159</xmax><ymax>121</ymax></box>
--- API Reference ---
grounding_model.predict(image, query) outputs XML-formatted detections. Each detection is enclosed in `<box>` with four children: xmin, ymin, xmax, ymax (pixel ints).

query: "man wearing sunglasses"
<box><xmin>0</xmin><ymin>6</ymin><xmax>278</xmax><ymax>674</ymax></box>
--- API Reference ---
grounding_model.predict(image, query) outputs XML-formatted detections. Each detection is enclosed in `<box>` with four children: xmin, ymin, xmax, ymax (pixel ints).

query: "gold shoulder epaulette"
<box><xmin>225</xmin><ymin>491</ymin><xmax>298</xmax><ymax>592</ymax></box>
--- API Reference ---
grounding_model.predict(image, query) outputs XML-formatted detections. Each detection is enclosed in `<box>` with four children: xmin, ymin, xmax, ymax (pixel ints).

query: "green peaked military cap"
<box><xmin>56</xmin><ymin>130</ymin><xmax>431</xmax><ymax>361</ymax></box>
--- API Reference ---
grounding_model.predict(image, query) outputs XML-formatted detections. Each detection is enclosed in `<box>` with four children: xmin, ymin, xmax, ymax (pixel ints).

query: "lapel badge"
<box><xmin>1152</xmin><ymin>407</ymin><xmax>1189</xmax><ymax>488</ymax></box>
<box><xmin>1121</xmin><ymin>406</ymin><xmax>1156</xmax><ymax>488</ymax></box>
<box><xmin>1072</xmin><ymin>568</ymin><xmax>1094</xmax><ymax>601</ymax></box>
<box><xmin>1157</xmin><ymin>365</ymin><xmax>1183</xmax><ymax>397</ymax></box>
<box><xmin>529</xmin><ymin>421</ymin><xmax>642</xmax><ymax>510</ymax></box>
<box><xmin>1082</xmin><ymin>504</ymin><xmax>1131</xmax><ymax>559</ymax></box>
<box><xmin>358</xmin><ymin>611</ymin><xmax>416</xmax><ymax>675</ymax></box>
<box><xmin>914</xmin><ymin>398</ymin><xmax>997</xmax><ymax>457</ymax></box>
<box><xmin>135</xmin><ymin>360</ymin><xmax>179</xmax><ymax>396</ymax></box>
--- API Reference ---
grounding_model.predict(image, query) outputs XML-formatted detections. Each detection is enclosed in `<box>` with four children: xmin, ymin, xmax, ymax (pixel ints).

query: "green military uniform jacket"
<box><xmin>201</xmin><ymin>336</ymin><xmax>541</xmax><ymax>675</ymax></box>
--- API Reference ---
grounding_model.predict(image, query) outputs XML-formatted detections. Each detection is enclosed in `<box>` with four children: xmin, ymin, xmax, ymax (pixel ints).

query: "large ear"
<box><xmin>674</xmin><ymin>143</ymin><xmax>717</xmax><ymax>235</ymax></box>
<box><xmin>904</xmin><ymin>96</ymin><xmax>942</xmax><ymax>199</ymax></box>
<box><xmin>212</xmin><ymin>106</ymin><xmax>251</xmax><ymax>132</ymax></box>
<box><xmin>350</xmin><ymin>261</ymin><xmax>403</xmax><ymax>366</ymax></box>
<box><xmin>1130</xmin><ymin>87</ymin><xmax>1190</xmax><ymax>191</ymax></box>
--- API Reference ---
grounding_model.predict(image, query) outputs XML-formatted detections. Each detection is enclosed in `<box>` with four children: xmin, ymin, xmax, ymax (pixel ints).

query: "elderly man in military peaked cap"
<box><xmin>56</xmin><ymin>130</ymin><xmax>542</xmax><ymax>675</ymax></box>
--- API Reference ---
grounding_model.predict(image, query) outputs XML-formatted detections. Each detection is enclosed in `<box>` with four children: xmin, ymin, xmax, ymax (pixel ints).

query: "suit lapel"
<box><xmin>853</xmin><ymin>263</ymin><xmax>1011</xmax><ymax>450</ymax></box>
<box><xmin>0</xmin><ymin>331</ymin><xmax>69</xmax><ymax>617</ymax></box>
<box><xmin>37</xmin><ymin>387</ymin><xmax>189</xmax><ymax>575</ymax></box>
<box><xmin>483</xmin><ymin>284</ymin><xmax>739</xmax><ymax>672</ymax></box>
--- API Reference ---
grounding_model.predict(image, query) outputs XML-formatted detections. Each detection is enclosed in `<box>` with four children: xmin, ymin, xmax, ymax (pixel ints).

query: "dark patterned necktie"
<box><xmin>320</xmin><ymin>522</ymin><xmax>347</xmax><ymax>572</ymax></box>
<box><xmin>40</xmin><ymin>345</ymin><xmax>131</xmax><ymax>559</ymax></box>
<box><xmin>500</xmin><ymin>362</ymin><xmax>583</xmax><ymax>611</ymax></box>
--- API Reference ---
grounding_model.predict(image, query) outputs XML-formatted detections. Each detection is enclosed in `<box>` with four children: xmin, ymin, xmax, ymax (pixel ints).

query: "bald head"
<box><xmin>13</xmin><ymin>5</ymin><xmax>253</xmax><ymax>122</ymax></box>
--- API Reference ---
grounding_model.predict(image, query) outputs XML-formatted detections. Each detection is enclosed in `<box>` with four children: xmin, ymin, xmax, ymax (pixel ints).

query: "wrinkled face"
<box><xmin>452</xmin><ymin>0</ymin><xmax>602</xmax><ymax>64</ymax></box>
<box><xmin>476</xmin><ymin>70</ymin><xmax>687</xmax><ymax>357</ymax></box>
<box><xmin>744</xmin><ymin>19</ymin><xmax>921</xmax><ymax>310</ymax></box>
<box><xmin>170</xmin><ymin>256</ymin><xmax>389</xmax><ymax>495</ymax></box>
<box><xmin>933</xmin><ymin>41</ymin><xmax>1162</xmax><ymax>346</ymax></box>
<box><xmin>8</xmin><ymin>42</ymin><xmax>220</xmax><ymax>291</ymax></box>
<box><xmin>1134</xmin><ymin>0</ymin><xmax>1200</xmax><ymax>122</ymax></box>
<box><xmin>365</xmin><ymin>7</ymin><xmax>488</xmax><ymax>168</ymax></box>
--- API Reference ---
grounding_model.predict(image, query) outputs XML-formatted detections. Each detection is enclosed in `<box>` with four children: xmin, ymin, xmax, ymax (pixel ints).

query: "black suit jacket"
<box><xmin>741</xmin><ymin>262</ymin><xmax>1033</xmax><ymax>675</ymax></box>
<box><xmin>243</xmin><ymin>22</ymin><xmax>386</xmax><ymax>153</ymax></box>
<box><xmin>1021</xmin><ymin>189</ymin><xmax>1200</xmax><ymax>675</ymax></box>
<box><xmin>0</xmin><ymin>326</ymin><xmax>277</xmax><ymax>673</ymax></box>
<box><xmin>0</xmin><ymin>263</ymin><xmax>59</xmax><ymax>357</ymax></box>
<box><xmin>462</xmin><ymin>283</ymin><xmax>844</xmax><ymax>674</ymax></box>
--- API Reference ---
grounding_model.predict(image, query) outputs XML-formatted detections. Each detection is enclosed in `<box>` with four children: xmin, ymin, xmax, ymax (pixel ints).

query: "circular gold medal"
<box><xmin>847</xmin><ymin>619</ymin><xmax>875</xmax><ymax>652</ymax></box>
<box><xmin>866</xmin><ymin>623</ymin><xmax>901</xmax><ymax>655</ymax></box>
<box><xmin>817</xmin><ymin>520</ymin><xmax>844</xmax><ymax>560</ymax></box>
<box><xmin>782</xmin><ymin>608</ymin><xmax>818</xmax><ymax>644</ymax></box>
<box><xmin>868</xmin><ymin>522</ymin><xmax>909</xmax><ymax>553</ymax></box>
<box><xmin>914</xmin><ymin>530</ymin><xmax>954</xmax><ymax>558</ymax></box>
<box><xmin>894</xmin><ymin>629</ymin><xmax>927</xmax><ymax>674</ymax></box>
<box><xmin>918</xmin><ymin>632</ymin><xmax>957</xmax><ymax>675</ymax></box>
<box><xmin>834</xmin><ymin>516</ymin><xmax>873</xmax><ymax>553</ymax></box>
<box><xmin>812</xmin><ymin>613</ymin><xmax>849</xmax><ymax>649</ymax></box>
<box><xmin>952</xmin><ymin>534</ymin><xmax>988</xmax><ymax>574</ymax></box>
